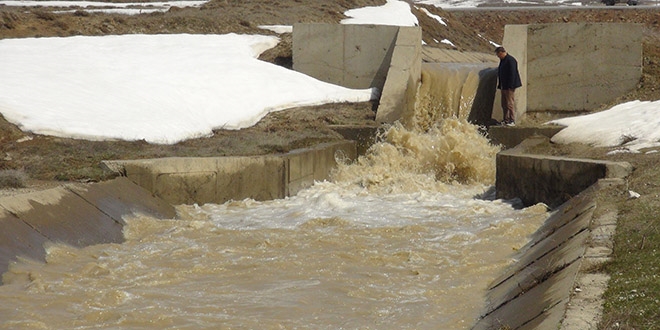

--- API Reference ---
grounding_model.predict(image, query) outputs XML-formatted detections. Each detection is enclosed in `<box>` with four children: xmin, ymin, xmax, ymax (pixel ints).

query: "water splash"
<box><xmin>332</xmin><ymin>118</ymin><xmax>499</xmax><ymax>193</ymax></box>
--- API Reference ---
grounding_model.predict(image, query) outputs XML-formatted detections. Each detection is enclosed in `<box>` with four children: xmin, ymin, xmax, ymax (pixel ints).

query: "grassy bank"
<box><xmin>599</xmin><ymin>156</ymin><xmax>660</xmax><ymax>329</ymax></box>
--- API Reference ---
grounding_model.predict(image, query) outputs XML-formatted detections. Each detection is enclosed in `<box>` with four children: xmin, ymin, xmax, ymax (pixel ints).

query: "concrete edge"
<box><xmin>375</xmin><ymin>26</ymin><xmax>422</xmax><ymax>123</ymax></box>
<box><xmin>101</xmin><ymin>140</ymin><xmax>358</xmax><ymax>206</ymax></box>
<box><xmin>496</xmin><ymin>149</ymin><xmax>632</xmax><ymax>208</ymax></box>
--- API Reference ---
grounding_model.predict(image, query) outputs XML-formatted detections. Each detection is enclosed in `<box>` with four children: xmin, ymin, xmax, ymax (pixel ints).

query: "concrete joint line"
<box><xmin>1</xmin><ymin>205</ymin><xmax>50</xmax><ymax>242</ymax></box>
<box><xmin>65</xmin><ymin>186</ymin><xmax>124</xmax><ymax>227</ymax></box>
<box><xmin>482</xmin><ymin>256</ymin><xmax>581</xmax><ymax>319</ymax></box>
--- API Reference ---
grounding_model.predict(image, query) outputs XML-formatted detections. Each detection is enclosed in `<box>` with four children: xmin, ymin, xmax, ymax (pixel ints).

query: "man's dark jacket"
<box><xmin>497</xmin><ymin>54</ymin><xmax>522</xmax><ymax>90</ymax></box>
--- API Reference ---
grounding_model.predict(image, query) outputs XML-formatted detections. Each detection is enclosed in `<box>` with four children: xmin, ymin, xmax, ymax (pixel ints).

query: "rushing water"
<box><xmin>0</xmin><ymin>119</ymin><xmax>547</xmax><ymax>329</ymax></box>
<box><xmin>0</xmin><ymin>64</ymin><xmax>546</xmax><ymax>329</ymax></box>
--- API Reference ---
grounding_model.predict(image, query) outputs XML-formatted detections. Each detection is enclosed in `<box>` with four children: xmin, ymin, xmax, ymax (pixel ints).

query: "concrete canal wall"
<box><xmin>0</xmin><ymin>177</ymin><xmax>176</xmax><ymax>278</ymax></box>
<box><xmin>102</xmin><ymin>141</ymin><xmax>356</xmax><ymax>206</ymax></box>
<box><xmin>473</xmin><ymin>178</ymin><xmax>625</xmax><ymax>330</ymax></box>
<box><xmin>0</xmin><ymin>132</ymin><xmax>631</xmax><ymax>329</ymax></box>
<box><xmin>471</xmin><ymin>130</ymin><xmax>633</xmax><ymax>329</ymax></box>
<box><xmin>0</xmin><ymin>141</ymin><xmax>357</xmax><ymax>281</ymax></box>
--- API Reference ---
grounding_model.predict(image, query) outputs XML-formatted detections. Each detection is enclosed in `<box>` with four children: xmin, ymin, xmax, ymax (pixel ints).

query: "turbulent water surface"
<box><xmin>0</xmin><ymin>119</ymin><xmax>548</xmax><ymax>329</ymax></box>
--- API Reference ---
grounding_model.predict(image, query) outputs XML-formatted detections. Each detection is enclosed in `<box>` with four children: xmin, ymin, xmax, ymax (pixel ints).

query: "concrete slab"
<box><xmin>67</xmin><ymin>177</ymin><xmax>176</xmax><ymax>224</ymax></box>
<box><xmin>517</xmin><ymin>300</ymin><xmax>570</xmax><ymax>330</ymax></box>
<box><xmin>0</xmin><ymin>209</ymin><xmax>48</xmax><ymax>276</ymax></box>
<box><xmin>531</xmin><ymin>195</ymin><xmax>595</xmax><ymax>244</ymax></box>
<box><xmin>485</xmin><ymin>229</ymin><xmax>589</xmax><ymax>312</ymax></box>
<box><xmin>473</xmin><ymin>260</ymin><xmax>581</xmax><ymax>330</ymax></box>
<box><xmin>0</xmin><ymin>186</ymin><xmax>124</xmax><ymax>247</ymax></box>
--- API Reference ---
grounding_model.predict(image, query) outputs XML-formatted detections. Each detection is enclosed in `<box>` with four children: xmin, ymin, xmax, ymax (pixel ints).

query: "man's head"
<box><xmin>495</xmin><ymin>46</ymin><xmax>507</xmax><ymax>59</ymax></box>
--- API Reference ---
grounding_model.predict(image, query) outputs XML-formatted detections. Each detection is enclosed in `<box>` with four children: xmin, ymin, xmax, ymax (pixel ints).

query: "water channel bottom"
<box><xmin>0</xmin><ymin>121</ymin><xmax>548</xmax><ymax>329</ymax></box>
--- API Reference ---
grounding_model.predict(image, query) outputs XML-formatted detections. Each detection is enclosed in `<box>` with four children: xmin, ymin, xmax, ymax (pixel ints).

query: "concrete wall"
<box><xmin>473</xmin><ymin>178</ymin><xmax>623</xmax><ymax>330</ymax></box>
<box><xmin>501</xmin><ymin>23</ymin><xmax>642</xmax><ymax>120</ymax></box>
<box><xmin>291</xmin><ymin>23</ymin><xmax>422</xmax><ymax>125</ymax></box>
<box><xmin>374</xmin><ymin>27</ymin><xmax>422</xmax><ymax>124</ymax></box>
<box><xmin>0</xmin><ymin>177</ymin><xmax>176</xmax><ymax>279</ymax></box>
<box><xmin>496</xmin><ymin>137</ymin><xmax>632</xmax><ymax>208</ymax></box>
<box><xmin>104</xmin><ymin>141</ymin><xmax>357</xmax><ymax>206</ymax></box>
<box><xmin>292</xmin><ymin>23</ymin><xmax>400</xmax><ymax>90</ymax></box>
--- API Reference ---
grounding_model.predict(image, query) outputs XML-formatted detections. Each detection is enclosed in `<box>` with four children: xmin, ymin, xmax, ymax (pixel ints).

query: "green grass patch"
<box><xmin>600</xmin><ymin>201</ymin><xmax>660</xmax><ymax>329</ymax></box>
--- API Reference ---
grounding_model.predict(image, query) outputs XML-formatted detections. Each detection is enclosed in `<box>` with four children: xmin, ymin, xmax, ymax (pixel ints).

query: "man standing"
<box><xmin>495</xmin><ymin>46</ymin><xmax>522</xmax><ymax>126</ymax></box>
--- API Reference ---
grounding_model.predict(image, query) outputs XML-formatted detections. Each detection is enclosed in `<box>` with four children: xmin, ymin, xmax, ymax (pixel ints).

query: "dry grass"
<box><xmin>0</xmin><ymin>169</ymin><xmax>27</xmax><ymax>189</ymax></box>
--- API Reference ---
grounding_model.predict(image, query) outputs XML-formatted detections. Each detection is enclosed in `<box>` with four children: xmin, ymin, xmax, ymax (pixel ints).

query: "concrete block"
<box><xmin>487</xmin><ymin>125</ymin><xmax>565</xmax><ymax>149</ymax></box>
<box><xmin>330</xmin><ymin>125</ymin><xmax>379</xmax><ymax>156</ymax></box>
<box><xmin>292</xmin><ymin>23</ymin><xmax>422</xmax><ymax>125</ymax></box>
<box><xmin>343</xmin><ymin>24</ymin><xmax>398</xmax><ymax>89</ymax></box>
<box><xmin>287</xmin><ymin>149</ymin><xmax>315</xmax><ymax>183</ymax></box>
<box><xmin>114</xmin><ymin>143</ymin><xmax>354</xmax><ymax>206</ymax></box>
<box><xmin>0</xmin><ymin>209</ymin><xmax>48</xmax><ymax>276</ymax></box>
<box><xmin>286</xmin><ymin>149</ymin><xmax>316</xmax><ymax>197</ymax></box>
<box><xmin>285</xmin><ymin>141</ymin><xmax>356</xmax><ymax>196</ymax></box>
<box><xmin>0</xmin><ymin>187</ymin><xmax>124</xmax><ymax>247</ymax></box>
<box><xmin>116</xmin><ymin>159</ymin><xmax>165</xmax><ymax>194</ymax></box>
<box><xmin>315</xmin><ymin>140</ymin><xmax>356</xmax><ymax>181</ymax></box>
<box><xmin>376</xmin><ymin>64</ymin><xmax>416</xmax><ymax>123</ymax></box>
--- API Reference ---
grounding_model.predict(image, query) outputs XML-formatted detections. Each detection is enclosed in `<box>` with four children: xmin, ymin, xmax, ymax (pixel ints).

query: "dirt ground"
<box><xmin>1</xmin><ymin>1</ymin><xmax>660</xmax><ymax>186</ymax></box>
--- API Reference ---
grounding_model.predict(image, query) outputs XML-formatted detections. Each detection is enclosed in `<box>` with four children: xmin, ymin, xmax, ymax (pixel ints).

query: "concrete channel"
<box><xmin>0</xmin><ymin>22</ymin><xmax>643</xmax><ymax>329</ymax></box>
